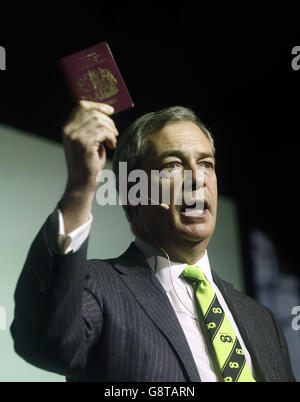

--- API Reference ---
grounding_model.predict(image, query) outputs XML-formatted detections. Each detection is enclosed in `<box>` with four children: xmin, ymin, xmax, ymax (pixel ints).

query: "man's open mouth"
<box><xmin>180</xmin><ymin>200</ymin><xmax>209</xmax><ymax>217</ymax></box>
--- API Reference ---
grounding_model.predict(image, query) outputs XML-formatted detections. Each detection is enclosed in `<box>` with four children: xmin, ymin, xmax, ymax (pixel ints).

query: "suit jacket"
<box><xmin>11</xmin><ymin>216</ymin><xmax>296</xmax><ymax>382</ymax></box>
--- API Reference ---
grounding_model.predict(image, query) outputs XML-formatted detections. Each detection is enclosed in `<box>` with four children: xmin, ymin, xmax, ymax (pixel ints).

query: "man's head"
<box><xmin>112</xmin><ymin>106</ymin><xmax>218</xmax><ymax>263</ymax></box>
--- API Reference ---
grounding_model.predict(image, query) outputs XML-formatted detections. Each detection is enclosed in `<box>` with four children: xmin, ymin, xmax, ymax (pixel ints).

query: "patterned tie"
<box><xmin>181</xmin><ymin>265</ymin><xmax>255</xmax><ymax>382</ymax></box>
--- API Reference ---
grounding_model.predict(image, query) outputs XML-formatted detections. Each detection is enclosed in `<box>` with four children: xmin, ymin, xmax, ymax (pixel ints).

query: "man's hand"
<box><xmin>59</xmin><ymin>101</ymin><xmax>118</xmax><ymax>234</ymax></box>
<box><xmin>62</xmin><ymin>100</ymin><xmax>118</xmax><ymax>192</ymax></box>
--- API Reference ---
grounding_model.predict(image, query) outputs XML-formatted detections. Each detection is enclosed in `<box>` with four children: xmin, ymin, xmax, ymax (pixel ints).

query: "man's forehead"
<box><xmin>158</xmin><ymin>149</ymin><xmax>215</xmax><ymax>161</ymax></box>
<box><xmin>152</xmin><ymin>120</ymin><xmax>204</xmax><ymax>137</ymax></box>
<box><xmin>147</xmin><ymin>122</ymin><xmax>214</xmax><ymax>157</ymax></box>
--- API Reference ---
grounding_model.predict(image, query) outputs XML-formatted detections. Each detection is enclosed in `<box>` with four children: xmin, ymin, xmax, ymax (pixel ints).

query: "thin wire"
<box><xmin>159</xmin><ymin>247</ymin><xmax>200</xmax><ymax>322</ymax></box>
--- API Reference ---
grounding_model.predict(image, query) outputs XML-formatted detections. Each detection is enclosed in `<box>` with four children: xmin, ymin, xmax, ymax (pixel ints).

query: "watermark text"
<box><xmin>0</xmin><ymin>305</ymin><xmax>6</xmax><ymax>331</ymax></box>
<box><xmin>291</xmin><ymin>306</ymin><xmax>300</xmax><ymax>331</ymax></box>
<box><xmin>0</xmin><ymin>46</ymin><xmax>6</xmax><ymax>70</ymax></box>
<box><xmin>291</xmin><ymin>46</ymin><xmax>300</xmax><ymax>71</ymax></box>
<box><xmin>95</xmin><ymin>162</ymin><xmax>208</xmax><ymax>210</ymax></box>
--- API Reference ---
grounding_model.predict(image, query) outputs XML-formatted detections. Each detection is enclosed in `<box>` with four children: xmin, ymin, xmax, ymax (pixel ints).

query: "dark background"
<box><xmin>1</xmin><ymin>2</ymin><xmax>300</xmax><ymax>294</ymax></box>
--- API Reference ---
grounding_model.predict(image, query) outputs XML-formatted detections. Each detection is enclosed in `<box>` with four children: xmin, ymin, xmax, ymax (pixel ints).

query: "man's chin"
<box><xmin>174</xmin><ymin>224</ymin><xmax>213</xmax><ymax>245</ymax></box>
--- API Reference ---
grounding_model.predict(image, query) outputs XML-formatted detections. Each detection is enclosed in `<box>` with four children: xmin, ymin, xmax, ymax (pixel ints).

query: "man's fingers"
<box><xmin>63</xmin><ymin>112</ymin><xmax>118</xmax><ymax>139</ymax></box>
<box><xmin>60</xmin><ymin>100</ymin><xmax>118</xmax><ymax>193</ymax></box>
<box><xmin>84</xmin><ymin>112</ymin><xmax>118</xmax><ymax>137</ymax></box>
<box><xmin>79</xmin><ymin>100</ymin><xmax>115</xmax><ymax>115</ymax></box>
<box><xmin>66</xmin><ymin>118</ymin><xmax>117</xmax><ymax>149</ymax></box>
<box><xmin>89</xmin><ymin>110</ymin><xmax>119</xmax><ymax>136</ymax></box>
<box><xmin>63</xmin><ymin>105</ymin><xmax>118</xmax><ymax>137</ymax></box>
<box><xmin>89</xmin><ymin>127</ymin><xmax>117</xmax><ymax>149</ymax></box>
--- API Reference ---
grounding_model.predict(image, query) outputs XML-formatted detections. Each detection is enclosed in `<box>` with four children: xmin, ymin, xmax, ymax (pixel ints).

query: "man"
<box><xmin>11</xmin><ymin>101</ymin><xmax>295</xmax><ymax>382</ymax></box>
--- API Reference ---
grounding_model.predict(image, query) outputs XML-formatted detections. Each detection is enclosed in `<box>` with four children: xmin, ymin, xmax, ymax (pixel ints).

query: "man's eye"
<box><xmin>164</xmin><ymin>161</ymin><xmax>181</xmax><ymax>170</ymax></box>
<box><xmin>199</xmin><ymin>161</ymin><xmax>214</xmax><ymax>169</ymax></box>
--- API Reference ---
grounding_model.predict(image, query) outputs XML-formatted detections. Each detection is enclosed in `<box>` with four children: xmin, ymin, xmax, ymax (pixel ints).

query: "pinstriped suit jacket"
<box><xmin>11</xmin><ymin>217</ymin><xmax>295</xmax><ymax>382</ymax></box>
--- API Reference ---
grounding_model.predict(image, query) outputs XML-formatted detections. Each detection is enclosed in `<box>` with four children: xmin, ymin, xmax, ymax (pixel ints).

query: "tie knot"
<box><xmin>181</xmin><ymin>265</ymin><xmax>207</xmax><ymax>288</ymax></box>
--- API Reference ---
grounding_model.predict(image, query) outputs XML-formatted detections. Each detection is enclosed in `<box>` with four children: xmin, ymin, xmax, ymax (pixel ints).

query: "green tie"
<box><xmin>181</xmin><ymin>265</ymin><xmax>255</xmax><ymax>382</ymax></box>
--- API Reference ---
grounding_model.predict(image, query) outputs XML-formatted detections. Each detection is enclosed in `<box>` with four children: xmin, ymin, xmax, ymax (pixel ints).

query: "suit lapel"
<box><xmin>114</xmin><ymin>243</ymin><xmax>200</xmax><ymax>382</ymax></box>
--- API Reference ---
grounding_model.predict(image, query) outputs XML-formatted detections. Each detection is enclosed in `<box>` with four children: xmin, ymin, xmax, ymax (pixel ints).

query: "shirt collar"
<box><xmin>134</xmin><ymin>237</ymin><xmax>213</xmax><ymax>293</ymax></box>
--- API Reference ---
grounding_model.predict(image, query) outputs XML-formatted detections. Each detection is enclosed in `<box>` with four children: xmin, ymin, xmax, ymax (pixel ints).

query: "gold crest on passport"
<box><xmin>58</xmin><ymin>42</ymin><xmax>134</xmax><ymax>114</ymax></box>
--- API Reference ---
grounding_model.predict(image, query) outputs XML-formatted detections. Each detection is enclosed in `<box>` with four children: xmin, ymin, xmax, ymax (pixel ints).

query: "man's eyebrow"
<box><xmin>158</xmin><ymin>150</ymin><xmax>215</xmax><ymax>160</ymax></box>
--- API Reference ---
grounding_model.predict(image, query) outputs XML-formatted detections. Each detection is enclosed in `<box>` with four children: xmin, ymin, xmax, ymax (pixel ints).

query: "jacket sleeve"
<box><xmin>10</xmin><ymin>215</ymin><xmax>103</xmax><ymax>376</ymax></box>
<box><xmin>267</xmin><ymin>308</ymin><xmax>296</xmax><ymax>382</ymax></box>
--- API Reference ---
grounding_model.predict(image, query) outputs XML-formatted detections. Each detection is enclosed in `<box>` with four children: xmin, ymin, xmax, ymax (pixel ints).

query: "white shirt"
<box><xmin>49</xmin><ymin>208</ymin><xmax>255</xmax><ymax>382</ymax></box>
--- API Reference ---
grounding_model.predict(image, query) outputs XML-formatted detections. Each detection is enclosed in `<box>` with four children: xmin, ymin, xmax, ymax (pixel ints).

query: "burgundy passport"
<box><xmin>58</xmin><ymin>42</ymin><xmax>134</xmax><ymax>114</ymax></box>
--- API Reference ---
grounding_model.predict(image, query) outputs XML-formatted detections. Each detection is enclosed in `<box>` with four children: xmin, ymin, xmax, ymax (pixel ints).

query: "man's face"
<box><xmin>133</xmin><ymin>121</ymin><xmax>218</xmax><ymax>253</ymax></box>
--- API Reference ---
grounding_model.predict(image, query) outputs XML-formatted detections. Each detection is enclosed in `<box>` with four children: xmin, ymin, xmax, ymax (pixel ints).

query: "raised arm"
<box><xmin>10</xmin><ymin>101</ymin><xmax>118</xmax><ymax>376</ymax></box>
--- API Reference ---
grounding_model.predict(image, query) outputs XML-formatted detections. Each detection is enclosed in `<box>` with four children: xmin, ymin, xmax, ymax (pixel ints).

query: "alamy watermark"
<box><xmin>0</xmin><ymin>46</ymin><xmax>6</xmax><ymax>70</ymax></box>
<box><xmin>291</xmin><ymin>306</ymin><xmax>300</xmax><ymax>331</ymax></box>
<box><xmin>95</xmin><ymin>162</ymin><xmax>210</xmax><ymax>210</ymax></box>
<box><xmin>0</xmin><ymin>305</ymin><xmax>6</xmax><ymax>331</ymax></box>
<box><xmin>291</xmin><ymin>46</ymin><xmax>300</xmax><ymax>71</ymax></box>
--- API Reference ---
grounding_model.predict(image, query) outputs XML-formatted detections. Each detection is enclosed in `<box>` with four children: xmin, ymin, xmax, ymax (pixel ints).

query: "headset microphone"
<box><xmin>139</xmin><ymin>193</ymin><xmax>170</xmax><ymax>210</ymax></box>
<box><xmin>158</xmin><ymin>202</ymin><xmax>170</xmax><ymax>210</ymax></box>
